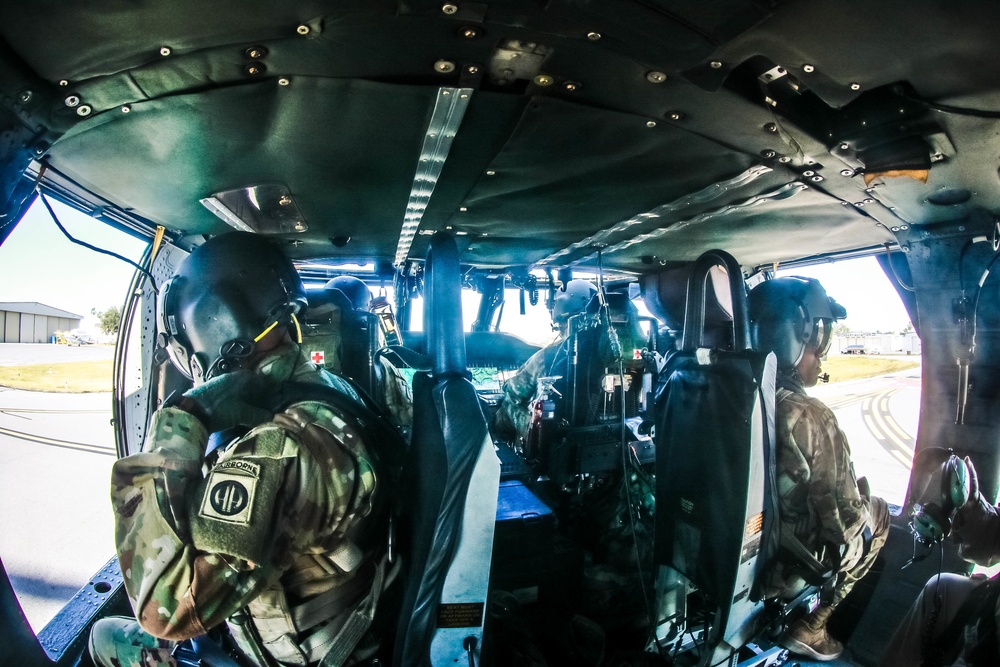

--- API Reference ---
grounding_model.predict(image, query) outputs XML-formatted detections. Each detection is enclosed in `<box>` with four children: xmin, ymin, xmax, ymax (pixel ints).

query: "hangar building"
<box><xmin>0</xmin><ymin>302</ymin><xmax>83</xmax><ymax>343</ymax></box>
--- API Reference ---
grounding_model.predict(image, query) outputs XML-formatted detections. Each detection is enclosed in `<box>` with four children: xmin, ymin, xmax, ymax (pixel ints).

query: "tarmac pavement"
<box><xmin>0</xmin><ymin>342</ymin><xmax>115</xmax><ymax>366</ymax></box>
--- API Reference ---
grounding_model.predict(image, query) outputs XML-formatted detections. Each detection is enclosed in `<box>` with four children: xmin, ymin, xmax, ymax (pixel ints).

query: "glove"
<box><xmin>180</xmin><ymin>370</ymin><xmax>274</xmax><ymax>433</ymax></box>
<box><xmin>964</xmin><ymin>455</ymin><xmax>979</xmax><ymax>506</ymax></box>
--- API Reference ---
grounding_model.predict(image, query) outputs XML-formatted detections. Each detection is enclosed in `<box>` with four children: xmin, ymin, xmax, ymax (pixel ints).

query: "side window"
<box><xmin>776</xmin><ymin>257</ymin><xmax>918</xmax><ymax>506</ymax></box>
<box><xmin>0</xmin><ymin>197</ymin><xmax>146</xmax><ymax>632</ymax></box>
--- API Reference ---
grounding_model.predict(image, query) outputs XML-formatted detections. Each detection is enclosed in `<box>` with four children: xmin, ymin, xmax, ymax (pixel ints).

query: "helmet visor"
<box><xmin>812</xmin><ymin>319</ymin><xmax>833</xmax><ymax>358</ymax></box>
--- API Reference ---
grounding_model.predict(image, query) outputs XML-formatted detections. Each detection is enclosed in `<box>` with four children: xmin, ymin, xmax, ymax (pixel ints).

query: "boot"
<box><xmin>780</xmin><ymin>605</ymin><xmax>843</xmax><ymax>661</ymax></box>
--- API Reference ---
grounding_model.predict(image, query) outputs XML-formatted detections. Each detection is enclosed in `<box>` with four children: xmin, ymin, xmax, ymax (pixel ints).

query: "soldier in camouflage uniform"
<box><xmin>89</xmin><ymin>233</ymin><xmax>401</xmax><ymax>667</ymax></box>
<box><xmin>880</xmin><ymin>455</ymin><xmax>1000</xmax><ymax>666</ymax></box>
<box><xmin>302</xmin><ymin>276</ymin><xmax>413</xmax><ymax>434</ymax></box>
<box><xmin>749</xmin><ymin>276</ymin><xmax>890</xmax><ymax>662</ymax></box>
<box><xmin>492</xmin><ymin>279</ymin><xmax>597</xmax><ymax>443</ymax></box>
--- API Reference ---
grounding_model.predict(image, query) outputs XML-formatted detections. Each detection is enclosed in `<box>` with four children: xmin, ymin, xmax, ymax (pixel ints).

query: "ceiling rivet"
<box><xmin>460</xmin><ymin>207</ymin><xmax>468</xmax><ymax>212</ymax></box>
<box><xmin>533</xmin><ymin>74</ymin><xmax>554</xmax><ymax>86</ymax></box>
<box><xmin>764</xmin><ymin>122</ymin><xmax>778</xmax><ymax>133</ymax></box>
<box><xmin>18</xmin><ymin>91</ymin><xmax>32</xmax><ymax>103</ymax></box>
<box><xmin>121</xmin><ymin>104</ymin><xmax>131</xmax><ymax>113</ymax></box>
<box><xmin>891</xmin><ymin>227</ymin><xmax>900</xmax><ymax>232</ymax></box>
<box><xmin>855</xmin><ymin>202</ymin><xmax>865</xmax><ymax>207</ymax></box>
<box><xmin>646</xmin><ymin>71</ymin><xmax>667</xmax><ymax>84</ymax></box>
<box><xmin>586</xmin><ymin>31</ymin><xmax>602</xmax><ymax>41</ymax></box>
<box><xmin>278</xmin><ymin>78</ymin><xmax>290</xmax><ymax>86</ymax></box>
<box><xmin>460</xmin><ymin>26</ymin><xmax>480</xmax><ymax>38</ymax></box>
<box><xmin>442</xmin><ymin>3</ymin><xmax>458</xmax><ymax>14</ymax></box>
<box><xmin>486</xmin><ymin>170</ymin><xmax>496</xmax><ymax>176</ymax></box>
<box><xmin>667</xmin><ymin>111</ymin><xmax>683</xmax><ymax>121</ymax></box>
<box><xmin>802</xmin><ymin>170</ymin><xmax>815</xmax><ymax>177</ymax></box>
<box><xmin>64</xmin><ymin>95</ymin><xmax>80</xmax><ymax>108</ymax></box>
<box><xmin>296</xmin><ymin>24</ymin><xmax>311</xmax><ymax>35</ymax></box>
<box><xmin>160</xmin><ymin>46</ymin><xmax>172</xmax><ymax>56</ymax></box>
<box><xmin>850</xmin><ymin>82</ymin><xmax>861</xmax><ymax>90</ymax></box>
<box><xmin>803</xmin><ymin>64</ymin><xmax>815</xmax><ymax>73</ymax></box>
<box><xmin>279</xmin><ymin>195</ymin><xmax>292</xmax><ymax>206</ymax></box>
<box><xmin>864</xmin><ymin>198</ymin><xmax>875</xmax><ymax>204</ymax></box>
<box><xmin>841</xmin><ymin>201</ymin><xmax>850</xmax><ymax>206</ymax></box>
<box><xmin>76</xmin><ymin>104</ymin><xmax>92</xmax><ymax>117</ymax></box>
<box><xmin>58</xmin><ymin>79</ymin><xmax>69</xmax><ymax>87</ymax></box>
<box><xmin>563</xmin><ymin>81</ymin><xmax>580</xmax><ymax>92</ymax></box>
<box><xmin>901</xmin><ymin>225</ymin><xmax>909</xmax><ymax>230</ymax></box>
<box><xmin>459</xmin><ymin>93</ymin><xmax>469</xmax><ymax>98</ymax></box>
<box><xmin>245</xmin><ymin>46</ymin><xmax>267</xmax><ymax>59</ymax></box>
<box><xmin>760</xmin><ymin>149</ymin><xmax>776</xmax><ymax>158</ymax></box>
<box><xmin>839</xmin><ymin>142</ymin><xmax>850</xmax><ymax>150</ymax></box>
<box><xmin>778</xmin><ymin>156</ymin><xmax>792</xmax><ymax>163</ymax></box>
<box><xmin>840</xmin><ymin>169</ymin><xmax>854</xmax><ymax>176</ymax></box>
<box><xmin>709</xmin><ymin>60</ymin><xmax>723</xmax><ymax>69</ymax></box>
<box><xmin>434</xmin><ymin>60</ymin><xmax>457</xmax><ymax>73</ymax></box>
<box><xmin>646</xmin><ymin>120</ymin><xmax>657</xmax><ymax>128</ymax></box>
<box><xmin>466</xmin><ymin>65</ymin><xmax>479</xmax><ymax>74</ymax></box>
<box><xmin>244</xmin><ymin>62</ymin><xmax>266</xmax><ymax>76</ymax></box>
<box><xmin>811</xmin><ymin>175</ymin><xmax>824</xmax><ymax>182</ymax></box>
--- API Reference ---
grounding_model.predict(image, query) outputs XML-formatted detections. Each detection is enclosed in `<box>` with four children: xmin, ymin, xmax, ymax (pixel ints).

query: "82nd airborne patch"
<box><xmin>199</xmin><ymin>459</ymin><xmax>260</xmax><ymax>525</ymax></box>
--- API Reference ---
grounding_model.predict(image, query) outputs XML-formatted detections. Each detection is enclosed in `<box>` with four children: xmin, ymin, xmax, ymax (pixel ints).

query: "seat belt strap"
<box><xmin>292</xmin><ymin>560</ymin><xmax>375</xmax><ymax>631</ymax></box>
<box><xmin>301</xmin><ymin>556</ymin><xmax>394</xmax><ymax>666</ymax></box>
<box><xmin>779</xmin><ymin>527</ymin><xmax>831</xmax><ymax>574</ymax></box>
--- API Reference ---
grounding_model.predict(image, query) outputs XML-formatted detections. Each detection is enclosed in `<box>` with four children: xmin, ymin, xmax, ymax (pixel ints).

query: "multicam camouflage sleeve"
<box><xmin>379</xmin><ymin>356</ymin><xmax>413</xmax><ymax>431</ymax></box>
<box><xmin>493</xmin><ymin>347</ymin><xmax>548</xmax><ymax>442</ymax></box>
<box><xmin>111</xmin><ymin>403</ymin><xmax>371</xmax><ymax>640</ymax></box>
<box><xmin>789</xmin><ymin>399</ymin><xmax>869</xmax><ymax>557</ymax></box>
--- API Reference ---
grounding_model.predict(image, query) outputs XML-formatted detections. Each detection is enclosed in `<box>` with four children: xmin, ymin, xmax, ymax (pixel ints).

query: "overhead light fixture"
<box><xmin>200</xmin><ymin>184</ymin><xmax>308</xmax><ymax>234</ymax></box>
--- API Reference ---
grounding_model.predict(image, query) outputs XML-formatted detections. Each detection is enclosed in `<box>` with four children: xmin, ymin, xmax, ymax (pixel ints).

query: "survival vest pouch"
<box><xmin>226</xmin><ymin>375</ymin><xmax>407</xmax><ymax>667</ymax></box>
<box><xmin>926</xmin><ymin>574</ymin><xmax>1000</xmax><ymax>667</ymax></box>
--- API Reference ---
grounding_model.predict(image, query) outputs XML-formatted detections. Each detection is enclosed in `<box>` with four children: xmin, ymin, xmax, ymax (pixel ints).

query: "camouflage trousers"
<box><xmin>88</xmin><ymin>616</ymin><xmax>179</xmax><ymax>667</ymax></box>
<box><xmin>832</xmin><ymin>495</ymin><xmax>890</xmax><ymax>609</ymax></box>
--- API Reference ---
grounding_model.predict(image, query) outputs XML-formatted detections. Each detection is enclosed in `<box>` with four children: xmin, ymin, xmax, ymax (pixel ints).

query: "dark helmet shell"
<box><xmin>158</xmin><ymin>232</ymin><xmax>306</xmax><ymax>381</ymax></box>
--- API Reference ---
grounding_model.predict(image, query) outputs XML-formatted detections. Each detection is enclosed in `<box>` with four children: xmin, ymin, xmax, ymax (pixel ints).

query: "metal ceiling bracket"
<box><xmin>394</xmin><ymin>87</ymin><xmax>473</xmax><ymax>265</ymax></box>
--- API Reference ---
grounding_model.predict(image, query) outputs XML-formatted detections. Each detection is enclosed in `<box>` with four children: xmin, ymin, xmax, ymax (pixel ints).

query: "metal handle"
<box><xmin>680</xmin><ymin>249</ymin><xmax>751</xmax><ymax>352</ymax></box>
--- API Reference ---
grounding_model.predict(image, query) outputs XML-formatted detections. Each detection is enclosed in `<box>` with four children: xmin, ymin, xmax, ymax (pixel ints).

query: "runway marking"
<box><xmin>0</xmin><ymin>425</ymin><xmax>115</xmax><ymax>457</ymax></box>
<box><xmin>859</xmin><ymin>388</ymin><xmax>915</xmax><ymax>466</ymax></box>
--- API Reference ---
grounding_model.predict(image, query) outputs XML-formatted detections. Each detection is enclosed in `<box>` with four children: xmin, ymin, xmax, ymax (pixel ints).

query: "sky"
<box><xmin>0</xmin><ymin>198</ymin><xmax>148</xmax><ymax>330</ymax></box>
<box><xmin>0</xmin><ymin>198</ymin><xmax>912</xmax><ymax>335</ymax></box>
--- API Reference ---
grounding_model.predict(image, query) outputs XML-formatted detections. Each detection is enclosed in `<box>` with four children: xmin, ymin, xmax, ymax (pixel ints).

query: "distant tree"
<box><xmin>91</xmin><ymin>306</ymin><xmax>122</xmax><ymax>336</ymax></box>
<box><xmin>901</xmin><ymin>322</ymin><xmax>914</xmax><ymax>334</ymax></box>
<box><xmin>833</xmin><ymin>322</ymin><xmax>851</xmax><ymax>335</ymax></box>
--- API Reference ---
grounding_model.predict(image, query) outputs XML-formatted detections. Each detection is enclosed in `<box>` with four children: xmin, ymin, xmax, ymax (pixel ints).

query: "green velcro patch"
<box><xmin>199</xmin><ymin>468</ymin><xmax>259</xmax><ymax>525</ymax></box>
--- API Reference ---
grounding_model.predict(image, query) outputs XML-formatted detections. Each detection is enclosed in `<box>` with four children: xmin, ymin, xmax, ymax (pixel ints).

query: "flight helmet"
<box><xmin>747</xmin><ymin>276</ymin><xmax>846</xmax><ymax>369</ymax></box>
<box><xmin>325</xmin><ymin>275</ymin><xmax>372</xmax><ymax>312</ymax></box>
<box><xmin>552</xmin><ymin>279</ymin><xmax>597</xmax><ymax>326</ymax></box>
<box><xmin>157</xmin><ymin>232</ymin><xmax>307</xmax><ymax>382</ymax></box>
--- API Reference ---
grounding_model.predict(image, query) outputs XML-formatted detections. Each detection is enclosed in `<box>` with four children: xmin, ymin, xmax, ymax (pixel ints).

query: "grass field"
<box><xmin>823</xmin><ymin>355</ymin><xmax>920</xmax><ymax>383</ymax></box>
<box><xmin>0</xmin><ymin>360</ymin><xmax>113</xmax><ymax>392</ymax></box>
<box><xmin>0</xmin><ymin>354</ymin><xmax>919</xmax><ymax>393</ymax></box>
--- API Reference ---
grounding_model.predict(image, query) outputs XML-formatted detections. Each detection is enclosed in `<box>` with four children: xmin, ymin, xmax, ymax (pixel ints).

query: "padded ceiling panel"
<box><xmin>3</xmin><ymin>0</ymin><xmax>1000</xmax><ymax>273</ymax></box>
<box><xmin>449</xmin><ymin>96</ymin><xmax>762</xmax><ymax>266</ymax></box>
<box><xmin>47</xmin><ymin>78</ymin><xmax>438</xmax><ymax>261</ymax></box>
